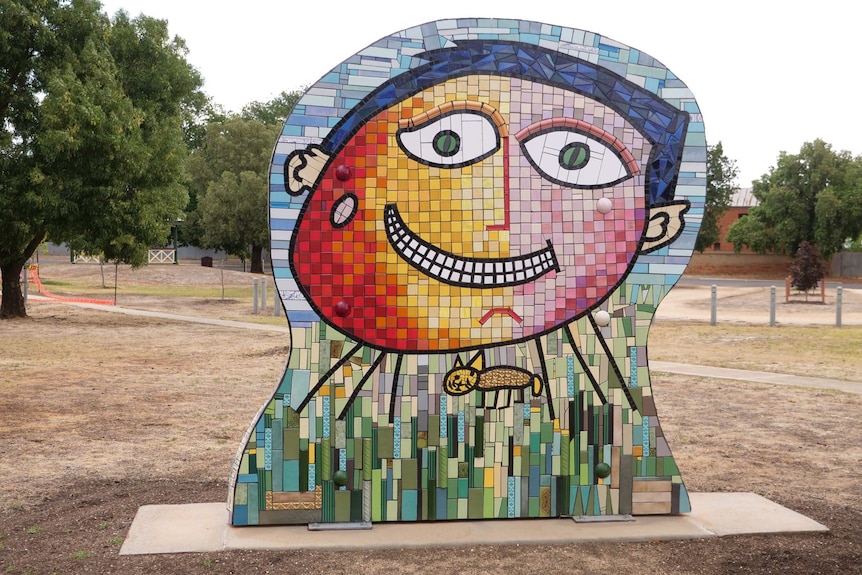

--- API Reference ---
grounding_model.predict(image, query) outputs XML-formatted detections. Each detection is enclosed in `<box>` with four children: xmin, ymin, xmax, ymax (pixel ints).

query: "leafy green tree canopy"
<box><xmin>241</xmin><ymin>90</ymin><xmax>303</xmax><ymax>126</ymax></box>
<box><xmin>0</xmin><ymin>0</ymin><xmax>203</xmax><ymax>318</ymax></box>
<box><xmin>695</xmin><ymin>141</ymin><xmax>738</xmax><ymax>252</ymax></box>
<box><xmin>187</xmin><ymin>116</ymin><xmax>279</xmax><ymax>273</ymax></box>
<box><xmin>200</xmin><ymin>169</ymin><xmax>270</xmax><ymax>270</ymax></box>
<box><xmin>727</xmin><ymin>139</ymin><xmax>862</xmax><ymax>259</ymax></box>
<box><xmin>185</xmin><ymin>90</ymin><xmax>302</xmax><ymax>272</ymax></box>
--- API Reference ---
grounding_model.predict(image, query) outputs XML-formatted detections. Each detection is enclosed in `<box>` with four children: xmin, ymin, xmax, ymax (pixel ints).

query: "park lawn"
<box><xmin>648</xmin><ymin>322</ymin><xmax>862</xmax><ymax>382</ymax></box>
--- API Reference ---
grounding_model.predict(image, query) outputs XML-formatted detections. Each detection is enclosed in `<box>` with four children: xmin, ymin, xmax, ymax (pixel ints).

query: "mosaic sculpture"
<box><xmin>229</xmin><ymin>18</ymin><xmax>706</xmax><ymax>525</ymax></box>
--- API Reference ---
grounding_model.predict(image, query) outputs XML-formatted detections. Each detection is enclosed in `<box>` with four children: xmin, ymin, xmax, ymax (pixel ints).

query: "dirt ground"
<box><xmin>655</xmin><ymin>283</ymin><xmax>862</xmax><ymax>326</ymax></box>
<box><xmin>1</xmin><ymin>262</ymin><xmax>861</xmax><ymax>574</ymax></box>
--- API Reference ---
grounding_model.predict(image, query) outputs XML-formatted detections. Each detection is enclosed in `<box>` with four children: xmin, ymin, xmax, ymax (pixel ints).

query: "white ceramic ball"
<box><xmin>594</xmin><ymin>310</ymin><xmax>611</xmax><ymax>326</ymax></box>
<box><xmin>596</xmin><ymin>197</ymin><xmax>613</xmax><ymax>214</ymax></box>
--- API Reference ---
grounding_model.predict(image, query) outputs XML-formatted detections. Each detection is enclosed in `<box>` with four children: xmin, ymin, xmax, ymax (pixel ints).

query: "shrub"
<box><xmin>789</xmin><ymin>241</ymin><xmax>829</xmax><ymax>293</ymax></box>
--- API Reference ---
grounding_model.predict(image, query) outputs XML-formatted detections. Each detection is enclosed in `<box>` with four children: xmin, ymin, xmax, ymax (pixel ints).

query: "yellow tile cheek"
<box><xmin>383</xmin><ymin>165</ymin><xmax>510</xmax><ymax>258</ymax></box>
<box><xmin>344</xmin><ymin>76</ymin><xmax>523</xmax><ymax>346</ymax></box>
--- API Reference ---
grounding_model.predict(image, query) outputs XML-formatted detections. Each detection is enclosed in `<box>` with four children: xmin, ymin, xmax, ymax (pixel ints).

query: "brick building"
<box><xmin>708</xmin><ymin>187</ymin><xmax>757</xmax><ymax>252</ymax></box>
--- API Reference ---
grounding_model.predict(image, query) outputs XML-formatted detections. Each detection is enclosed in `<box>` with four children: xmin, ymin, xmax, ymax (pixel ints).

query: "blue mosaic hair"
<box><xmin>323</xmin><ymin>40</ymin><xmax>688</xmax><ymax>206</ymax></box>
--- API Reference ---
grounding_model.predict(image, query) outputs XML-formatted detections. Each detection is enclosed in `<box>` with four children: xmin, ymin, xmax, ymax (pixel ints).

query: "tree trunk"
<box><xmin>0</xmin><ymin>261</ymin><xmax>27</xmax><ymax>319</ymax></box>
<box><xmin>250</xmin><ymin>243</ymin><xmax>264</xmax><ymax>274</ymax></box>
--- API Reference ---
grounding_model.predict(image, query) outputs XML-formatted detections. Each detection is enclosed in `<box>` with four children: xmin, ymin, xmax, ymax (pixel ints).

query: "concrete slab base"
<box><xmin>120</xmin><ymin>492</ymin><xmax>827</xmax><ymax>556</ymax></box>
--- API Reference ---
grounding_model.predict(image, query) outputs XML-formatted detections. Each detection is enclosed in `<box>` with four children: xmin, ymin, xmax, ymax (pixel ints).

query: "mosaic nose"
<box><xmin>485</xmin><ymin>144</ymin><xmax>511</xmax><ymax>232</ymax></box>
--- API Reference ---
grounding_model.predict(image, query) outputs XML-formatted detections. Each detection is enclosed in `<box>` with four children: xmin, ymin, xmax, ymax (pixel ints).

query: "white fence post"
<box><xmin>836</xmin><ymin>285</ymin><xmax>843</xmax><ymax>328</ymax></box>
<box><xmin>22</xmin><ymin>264</ymin><xmax>29</xmax><ymax>302</ymax></box>
<box><xmin>253</xmin><ymin>279</ymin><xmax>259</xmax><ymax>315</ymax></box>
<box><xmin>710</xmin><ymin>285</ymin><xmax>717</xmax><ymax>326</ymax></box>
<box><xmin>769</xmin><ymin>286</ymin><xmax>776</xmax><ymax>327</ymax></box>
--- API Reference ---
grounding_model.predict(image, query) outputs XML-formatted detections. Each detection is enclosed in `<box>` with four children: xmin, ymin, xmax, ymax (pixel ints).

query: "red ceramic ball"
<box><xmin>334</xmin><ymin>165</ymin><xmax>352</xmax><ymax>182</ymax></box>
<box><xmin>334</xmin><ymin>300</ymin><xmax>351</xmax><ymax>317</ymax></box>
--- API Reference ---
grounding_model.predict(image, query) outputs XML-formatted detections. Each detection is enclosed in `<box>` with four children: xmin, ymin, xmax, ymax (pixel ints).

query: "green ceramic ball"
<box><xmin>333</xmin><ymin>470</ymin><xmax>348</xmax><ymax>487</ymax></box>
<box><xmin>595</xmin><ymin>462</ymin><xmax>611</xmax><ymax>479</ymax></box>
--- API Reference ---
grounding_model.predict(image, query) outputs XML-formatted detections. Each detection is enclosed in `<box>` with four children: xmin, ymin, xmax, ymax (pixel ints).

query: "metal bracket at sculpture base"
<box><xmin>573</xmin><ymin>514</ymin><xmax>635</xmax><ymax>523</ymax></box>
<box><xmin>308</xmin><ymin>522</ymin><xmax>373</xmax><ymax>531</ymax></box>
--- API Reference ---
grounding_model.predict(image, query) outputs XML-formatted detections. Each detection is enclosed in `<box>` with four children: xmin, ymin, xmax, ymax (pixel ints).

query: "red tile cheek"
<box><xmin>291</xmin><ymin>128</ymin><xmax>405</xmax><ymax>345</ymax></box>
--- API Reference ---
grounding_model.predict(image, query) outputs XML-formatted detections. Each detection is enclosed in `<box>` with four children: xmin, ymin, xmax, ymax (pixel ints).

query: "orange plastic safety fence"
<box><xmin>28</xmin><ymin>265</ymin><xmax>114</xmax><ymax>306</ymax></box>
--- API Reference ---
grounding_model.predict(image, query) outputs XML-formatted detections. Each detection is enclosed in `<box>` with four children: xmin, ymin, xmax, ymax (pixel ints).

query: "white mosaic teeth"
<box><xmin>384</xmin><ymin>204</ymin><xmax>559</xmax><ymax>287</ymax></box>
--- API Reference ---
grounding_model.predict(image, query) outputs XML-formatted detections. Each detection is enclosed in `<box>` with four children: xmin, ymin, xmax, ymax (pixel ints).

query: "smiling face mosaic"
<box><xmin>229</xmin><ymin>19</ymin><xmax>707</xmax><ymax>526</ymax></box>
<box><xmin>293</xmin><ymin>78</ymin><xmax>651</xmax><ymax>351</ymax></box>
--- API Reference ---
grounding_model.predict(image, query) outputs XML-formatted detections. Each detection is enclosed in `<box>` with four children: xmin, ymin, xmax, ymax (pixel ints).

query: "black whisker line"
<box><xmin>338</xmin><ymin>351</ymin><xmax>387</xmax><ymax>420</ymax></box>
<box><xmin>533</xmin><ymin>337</ymin><xmax>556</xmax><ymax>421</ymax></box>
<box><xmin>297</xmin><ymin>340</ymin><xmax>364</xmax><ymax>413</ymax></box>
<box><xmin>587</xmin><ymin>315</ymin><xmax>638</xmax><ymax>412</ymax></box>
<box><xmin>388</xmin><ymin>354</ymin><xmax>404</xmax><ymax>424</ymax></box>
<box><xmin>564</xmin><ymin>325</ymin><xmax>608</xmax><ymax>405</ymax></box>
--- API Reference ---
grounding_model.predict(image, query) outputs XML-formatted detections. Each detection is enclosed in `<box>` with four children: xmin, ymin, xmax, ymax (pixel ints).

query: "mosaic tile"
<box><xmin>229</xmin><ymin>17</ymin><xmax>705</xmax><ymax>526</ymax></box>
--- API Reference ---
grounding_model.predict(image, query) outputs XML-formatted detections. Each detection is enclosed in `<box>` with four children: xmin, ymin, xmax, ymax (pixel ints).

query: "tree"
<box><xmin>727</xmin><ymin>139</ymin><xmax>862</xmax><ymax>259</ymax></box>
<box><xmin>788</xmin><ymin>241</ymin><xmax>828</xmax><ymax>298</ymax></box>
<box><xmin>200</xmin><ymin>170</ymin><xmax>270</xmax><ymax>271</ymax></box>
<box><xmin>695</xmin><ymin>141</ymin><xmax>738</xmax><ymax>252</ymax></box>
<box><xmin>186</xmin><ymin>90</ymin><xmax>302</xmax><ymax>272</ymax></box>
<box><xmin>175</xmin><ymin>101</ymin><xmax>228</xmax><ymax>248</ymax></box>
<box><xmin>241</xmin><ymin>89</ymin><xmax>303</xmax><ymax>126</ymax></box>
<box><xmin>187</xmin><ymin>117</ymin><xmax>279</xmax><ymax>273</ymax></box>
<box><xmin>0</xmin><ymin>2</ymin><xmax>203</xmax><ymax>318</ymax></box>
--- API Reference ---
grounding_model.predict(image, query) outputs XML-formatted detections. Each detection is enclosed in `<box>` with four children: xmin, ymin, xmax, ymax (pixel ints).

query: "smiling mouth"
<box><xmin>384</xmin><ymin>204</ymin><xmax>559</xmax><ymax>288</ymax></box>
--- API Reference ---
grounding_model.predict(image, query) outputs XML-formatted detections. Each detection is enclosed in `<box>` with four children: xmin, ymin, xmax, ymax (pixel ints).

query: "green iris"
<box><xmin>559</xmin><ymin>142</ymin><xmax>590</xmax><ymax>170</ymax></box>
<box><xmin>433</xmin><ymin>130</ymin><xmax>460</xmax><ymax>157</ymax></box>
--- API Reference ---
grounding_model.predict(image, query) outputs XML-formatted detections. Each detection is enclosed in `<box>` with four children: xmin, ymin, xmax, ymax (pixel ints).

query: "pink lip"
<box><xmin>479</xmin><ymin>308</ymin><xmax>523</xmax><ymax>325</ymax></box>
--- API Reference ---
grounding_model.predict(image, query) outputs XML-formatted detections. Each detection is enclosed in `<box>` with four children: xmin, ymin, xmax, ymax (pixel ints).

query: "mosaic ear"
<box><xmin>286</xmin><ymin>144</ymin><xmax>331</xmax><ymax>195</ymax></box>
<box><xmin>639</xmin><ymin>200</ymin><xmax>690</xmax><ymax>254</ymax></box>
<box><xmin>467</xmin><ymin>351</ymin><xmax>484</xmax><ymax>371</ymax></box>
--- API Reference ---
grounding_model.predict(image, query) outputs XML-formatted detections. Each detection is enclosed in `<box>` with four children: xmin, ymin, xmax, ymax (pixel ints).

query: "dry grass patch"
<box><xmin>0</xmin><ymin>302</ymin><xmax>287</xmax><ymax>504</ymax></box>
<box><xmin>648</xmin><ymin>322</ymin><xmax>862</xmax><ymax>381</ymax></box>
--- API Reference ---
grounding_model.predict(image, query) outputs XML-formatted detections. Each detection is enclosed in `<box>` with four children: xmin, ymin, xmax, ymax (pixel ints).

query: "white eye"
<box><xmin>520</xmin><ymin>129</ymin><xmax>632</xmax><ymax>188</ymax></box>
<box><xmin>397</xmin><ymin>111</ymin><xmax>500</xmax><ymax>168</ymax></box>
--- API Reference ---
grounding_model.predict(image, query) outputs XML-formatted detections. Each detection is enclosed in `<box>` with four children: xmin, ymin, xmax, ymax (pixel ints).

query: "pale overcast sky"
<box><xmin>100</xmin><ymin>0</ymin><xmax>860</xmax><ymax>187</ymax></box>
